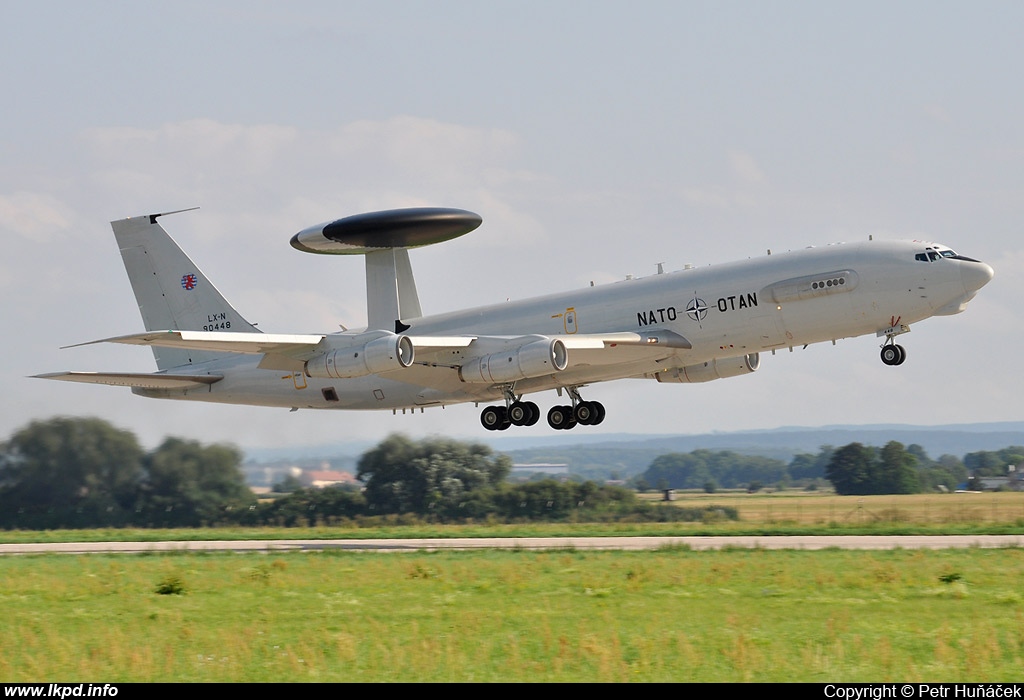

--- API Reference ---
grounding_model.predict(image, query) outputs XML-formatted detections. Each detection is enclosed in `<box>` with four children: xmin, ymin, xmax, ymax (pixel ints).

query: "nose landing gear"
<box><xmin>878</xmin><ymin>317</ymin><xmax>909</xmax><ymax>366</ymax></box>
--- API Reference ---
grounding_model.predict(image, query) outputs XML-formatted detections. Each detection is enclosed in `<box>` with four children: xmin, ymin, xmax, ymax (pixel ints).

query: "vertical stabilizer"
<box><xmin>111</xmin><ymin>211</ymin><xmax>259</xmax><ymax>370</ymax></box>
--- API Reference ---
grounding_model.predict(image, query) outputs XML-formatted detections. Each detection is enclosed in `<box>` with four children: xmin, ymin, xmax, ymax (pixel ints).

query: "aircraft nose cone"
<box><xmin>961</xmin><ymin>261</ymin><xmax>995</xmax><ymax>294</ymax></box>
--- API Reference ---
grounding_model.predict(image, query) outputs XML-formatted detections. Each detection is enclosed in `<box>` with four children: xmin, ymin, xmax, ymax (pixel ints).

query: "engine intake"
<box><xmin>459</xmin><ymin>338</ymin><xmax>568</xmax><ymax>384</ymax></box>
<box><xmin>655</xmin><ymin>353</ymin><xmax>760</xmax><ymax>383</ymax></box>
<box><xmin>305</xmin><ymin>334</ymin><xmax>414</xmax><ymax>379</ymax></box>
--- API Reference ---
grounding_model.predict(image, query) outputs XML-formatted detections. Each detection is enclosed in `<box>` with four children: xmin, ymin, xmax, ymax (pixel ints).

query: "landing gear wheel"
<box><xmin>508</xmin><ymin>401</ymin><xmax>536</xmax><ymax>427</ymax></box>
<box><xmin>480</xmin><ymin>405</ymin><xmax>509</xmax><ymax>431</ymax></box>
<box><xmin>590</xmin><ymin>401</ymin><xmax>606</xmax><ymax>425</ymax></box>
<box><xmin>547</xmin><ymin>405</ymin><xmax>576</xmax><ymax>430</ymax></box>
<box><xmin>523</xmin><ymin>401</ymin><xmax>540</xmax><ymax>426</ymax></box>
<box><xmin>880</xmin><ymin>344</ymin><xmax>907</xmax><ymax>366</ymax></box>
<box><xmin>574</xmin><ymin>401</ymin><xmax>600</xmax><ymax>425</ymax></box>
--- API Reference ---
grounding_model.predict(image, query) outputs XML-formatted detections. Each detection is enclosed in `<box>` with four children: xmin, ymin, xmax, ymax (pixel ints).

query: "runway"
<box><xmin>3</xmin><ymin>534</ymin><xmax>1024</xmax><ymax>555</ymax></box>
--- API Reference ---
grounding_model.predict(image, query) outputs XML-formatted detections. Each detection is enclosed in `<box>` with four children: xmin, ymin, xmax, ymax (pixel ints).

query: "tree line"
<box><xmin>0</xmin><ymin>417</ymin><xmax>255</xmax><ymax>528</ymax></box>
<box><xmin>637</xmin><ymin>441</ymin><xmax>1023</xmax><ymax>495</ymax></box>
<box><xmin>0</xmin><ymin>419</ymin><xmax>731</xmax><ymax>529</ymax></box>
<box><xmin>3</xmin><ymin>416</ymin><xmax>1019</xmax><ymax>530</ymax></box>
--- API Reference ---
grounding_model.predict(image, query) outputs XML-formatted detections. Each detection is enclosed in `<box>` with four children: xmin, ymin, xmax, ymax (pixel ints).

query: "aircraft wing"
<box><xmin>399</xmin><ymin>330</ymin><xmax>690</xmax><ymax>384</ymax></box>
<box><xmin>33</xmin><ymin>371</ymin><xmax>223</xmax><ymax>390</ymax></box>
<box><xmin>64</xmin><ymin>330</ymin><xmax>327</xmax><ymax>355</ymax></box>
<box><xmin>63</xmin><ymin>329</ymin><xmax>687</xmax><ymax>357</ymax></box>
<box><xmin>48</xmin><ymin>329</ymin><xmax>689</xmax><ymax>384</ymax></box>
<box><xmin>407</xmin><ymin>330</ymin><xmax>690</xmax><ymax>353</ymax></box>
<box><xmin>63</xmin><ymin>330</ymin><xmax>329</xmax><ymax>373</ymax></box>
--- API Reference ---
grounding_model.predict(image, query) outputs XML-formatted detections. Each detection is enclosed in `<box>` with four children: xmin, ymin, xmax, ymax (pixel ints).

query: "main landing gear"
<box><xmin>479</xmin><ymin>386</ymin><xmax>605</xmax><ymax>431</ymax></box>
<box><xmin>479</xmin><ymin>401</ymin><xmax>540</xmax><ymax>431</ymax></box>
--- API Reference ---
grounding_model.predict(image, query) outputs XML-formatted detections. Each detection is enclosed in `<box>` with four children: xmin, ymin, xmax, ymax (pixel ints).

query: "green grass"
<box><xmin>2</xmin><ymin>522</ymin><xmax>1024</xmax><ymax>546</ymax></box>
<box><xmin>3</xmin><ymin>548</ymin><xmax>1024</xmax><ymax>681</ymax></box>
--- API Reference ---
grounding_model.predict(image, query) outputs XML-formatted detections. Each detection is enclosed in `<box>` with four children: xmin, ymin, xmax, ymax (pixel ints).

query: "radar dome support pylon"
<box><xmin>290</xmin><ymin>207</ymin><xmax>483</xmax><ymax>332</ymax></box>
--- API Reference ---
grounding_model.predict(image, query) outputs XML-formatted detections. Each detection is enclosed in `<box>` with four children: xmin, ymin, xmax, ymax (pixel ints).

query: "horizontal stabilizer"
<box><xmin>33</xmin><ymin>371</ymin><xmax>223</xmax><ymax>390</ymax></box>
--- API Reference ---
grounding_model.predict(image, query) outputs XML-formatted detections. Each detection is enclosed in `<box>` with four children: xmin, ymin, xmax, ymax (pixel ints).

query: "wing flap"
<box><xmin>406</xmin><ymin>335</ymin><xmax>476</xmax><ymax>349</ymax></box>
<box><xmin>33</xmin><ymin>371</ymin><xmax>223</xmax><ymax>390</ymax></box>
<box><xmin>559</xmin><ymin>330</ymin><xmax>691</xmax><ymax>349</ymax></box>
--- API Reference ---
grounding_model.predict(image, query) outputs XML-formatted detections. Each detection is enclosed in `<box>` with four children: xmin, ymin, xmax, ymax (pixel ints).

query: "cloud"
<box><xmin>82</xmin><ymin>120</ymin><xmax>300</xmax><ymax>172</ymax></box>
<box><xmin>80</xmin><ymin>117</ymin><xmax>521</xmax><ymax>195</ymax></box>
<box><xmin>0</xmin><ymin>192</ymin><xmax>74</xmax><ymax>242</ymax></box>
<box><xmin>729</xmin><ymin>149</ymin><xmax>767</xmax><ymax>184</ymax></box>
<box><xmin>923</xmin><ymin>104</ymin><xmax>952</xmax><ymax>124</ymax></box>
<box><xmin>75</xmin><ymin>116</ymin><xmax>536</xmax><ymax>242</ymax></box>
<box><xmin>329</xmin><ymin>116</ymin><xmax>521</xmax><ymax>181</ymax></box>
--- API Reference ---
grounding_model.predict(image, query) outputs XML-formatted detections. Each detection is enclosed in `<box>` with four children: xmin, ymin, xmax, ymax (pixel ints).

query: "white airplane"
<box><xmin>36</xmin><ymin>208</ymin><xmax>994</xmax><ymax>431</ymax></box>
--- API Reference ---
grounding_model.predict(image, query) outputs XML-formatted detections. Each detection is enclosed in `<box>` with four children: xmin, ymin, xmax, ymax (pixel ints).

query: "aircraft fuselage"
<box><xmin>131</xmin><ymin>238</ymin><xmax>990</xmax><ymax>412</ymax></box>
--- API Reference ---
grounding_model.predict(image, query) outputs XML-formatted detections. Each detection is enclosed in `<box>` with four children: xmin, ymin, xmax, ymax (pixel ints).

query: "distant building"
<box><xmin>965</xmin><ymin>467</ymin><xmax>1024</xmax><ymax>492</ymax></box>
<box><xmin>510</xmin><ymin>463</ymin><xmax>569</xmax><ymax>478</ymax></box>
<box><xmin>303</xmin><ymin>470</ymin><xmax>359</xmax><ymax>489</ymax></box>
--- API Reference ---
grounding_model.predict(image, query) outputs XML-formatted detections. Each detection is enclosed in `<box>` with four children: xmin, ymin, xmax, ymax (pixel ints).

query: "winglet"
<box><xmin>148</xmin><ymin>207</ymin><xmax>200</xmax><ymax>225</ymax></box>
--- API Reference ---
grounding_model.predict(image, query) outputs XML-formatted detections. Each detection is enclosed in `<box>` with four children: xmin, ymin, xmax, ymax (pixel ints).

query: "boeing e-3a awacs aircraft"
<box><xmin>36</xmin><ymin>208</ymin><xmax>994</xmax><ymax>431</ymax></box>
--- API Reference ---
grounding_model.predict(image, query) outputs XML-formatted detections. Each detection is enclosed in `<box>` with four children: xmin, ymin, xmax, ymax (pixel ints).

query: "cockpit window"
<box><xmin>915</xmin><ymin>246</ymin><xmax>981</xmax><ymax>263</ymax></box>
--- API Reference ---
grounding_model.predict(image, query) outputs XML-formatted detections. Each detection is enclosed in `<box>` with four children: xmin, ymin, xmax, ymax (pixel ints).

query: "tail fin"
<box><xmin>111</xmin><ymin>210</ymin><xmax>259</xmax><ymax>370</ymax></box>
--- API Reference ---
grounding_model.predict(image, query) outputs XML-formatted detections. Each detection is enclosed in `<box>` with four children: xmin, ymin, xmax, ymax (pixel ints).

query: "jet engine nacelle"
<box><xmin>305</xmin><ymin>334</ymin><xmax>414</xmax><ymax>379</ymax></box>
<box><xmin>655</xmin><ymin>353</ymin><xmax>760</xmax><ymax>383</ymax></box>
<box><xmin>459</xmin><ymin>338</ymin><xmax>568</xmax><ymax>384</ymax></box>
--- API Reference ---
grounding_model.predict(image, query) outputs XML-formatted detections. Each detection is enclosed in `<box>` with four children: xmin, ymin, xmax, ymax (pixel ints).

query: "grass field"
<box><xmin>4</xmin><ymin>491</ymin><xmax>1024</xmax><ymax>682</ymax></box>
<box><xmin>658</xmin><ymin>490</ymin><xmax>1024</xmax><ymax>526</ymax></box>
<box><xmin>2</xmin><ymin>547</ymin><xmax>1024</xmax><ymax>682</ymax></box>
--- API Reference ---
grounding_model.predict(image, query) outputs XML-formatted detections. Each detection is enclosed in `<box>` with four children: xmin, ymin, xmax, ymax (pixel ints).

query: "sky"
<box><xmin>2</xmin><ymin>1</ymin><xmax>1022</xmax><ymax>453</ymax></box>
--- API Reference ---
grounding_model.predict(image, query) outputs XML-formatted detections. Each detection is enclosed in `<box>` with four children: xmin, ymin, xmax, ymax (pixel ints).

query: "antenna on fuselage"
<box><xmin>290</xmin><ymin>208</ymin><xmax>483</xmax><ymax>332</ymax></box>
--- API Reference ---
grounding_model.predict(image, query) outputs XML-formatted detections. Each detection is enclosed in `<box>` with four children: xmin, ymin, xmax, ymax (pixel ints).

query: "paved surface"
<box><xmin>3</xmin><ymin>534</ymin><xmax>1024</xmax><ymax>555</ymax></box>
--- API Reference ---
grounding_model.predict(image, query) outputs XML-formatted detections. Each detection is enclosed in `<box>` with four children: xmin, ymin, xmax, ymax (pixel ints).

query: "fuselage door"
<box><xmin>564</xmin><ymin>307</ymin><xmax>578</xmax><ymax>334</ymax></box>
